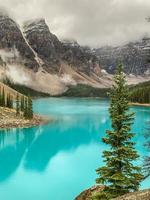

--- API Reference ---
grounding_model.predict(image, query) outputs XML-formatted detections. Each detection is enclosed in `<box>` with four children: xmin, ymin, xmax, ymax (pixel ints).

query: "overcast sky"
<box><xmin>0</xmin><ymin>0</ymin><xmax>150</xmax><ymax>47</ymax></box>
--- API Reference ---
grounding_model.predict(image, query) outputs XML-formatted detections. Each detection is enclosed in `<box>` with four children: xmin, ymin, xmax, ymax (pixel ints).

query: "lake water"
<box><xmin>0</xmin><ymin>98</ymin><xmax>149</xmax><ymax>200</ymax></box>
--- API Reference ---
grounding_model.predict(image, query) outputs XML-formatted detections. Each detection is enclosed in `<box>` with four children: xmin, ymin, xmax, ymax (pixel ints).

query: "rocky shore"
<box><xmin>113</xmin><ymin>189</ymin><xmax>150</xmax><ymax>200</ymax></box>
<box><xmin>0</xmin><ymin>107</ymin><xmax>50</xmax><ymax>129</ymax></box>
<box><xmin>75</xmin><ymin>186</ymin><xmax>150</xmax><ymax>200</ymax></box>
<box><xmin>75</xmin><ymin>185</ymin><xmax>105</xmax><ymax>200</ymax></box>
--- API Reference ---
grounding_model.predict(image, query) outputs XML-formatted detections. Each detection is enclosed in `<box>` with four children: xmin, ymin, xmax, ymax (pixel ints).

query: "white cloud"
<box><xmin>6</xmin><ymin>65</ymin><xmax>30</xmax><ymax>85</ymax></box>
<box><xmin>0</xmin><ymin>0</ymin><xmax>150</xmax><ymax>47</ymax></box>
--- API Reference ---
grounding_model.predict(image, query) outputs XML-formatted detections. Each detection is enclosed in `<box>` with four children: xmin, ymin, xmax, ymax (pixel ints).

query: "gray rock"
<box><xmin>23</xmin><ymin>18</ymin><xmax>62</xmax><ymax>73</ymax></box>
<box><xmin>23</xmin><ymin>19</ymin><xmax>101</xmax><ymax>76</ymax></box>
<box><xmin>113</xmin><ymin>189</ymin><xmax>150</xmax><ymax>200</ymax></box>
<box><xmin>94</xmin><ymin>38</ymin><xmax>150</xmax><ymax>75</ymax></box>
<box><xmin>0</xmin><ymin>13</ymin><xmax>39</xmax><ymax>71</ymax></box>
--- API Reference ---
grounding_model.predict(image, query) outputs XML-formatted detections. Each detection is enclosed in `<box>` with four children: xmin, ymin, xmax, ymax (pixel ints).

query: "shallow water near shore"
<box><xmin>0</xmin><ymin>98</ymin><xmax>149</xmax><ymax>200</ymax></box>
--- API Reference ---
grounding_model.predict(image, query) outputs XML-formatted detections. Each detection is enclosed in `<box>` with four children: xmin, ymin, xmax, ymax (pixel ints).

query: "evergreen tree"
<box><xmin>1</xmin><ymin>87</ymin><xmax>5</xmax><ymax>107</ymax></box>
<box><xmin>21</xmin><ymin>96</ymin><xmax>25</xmax><ymax>112</ymax></box>
<box><xmin>23</xmin><ymin>97</ymin><xmax>28</xmax><ymax>119</ymax></box>
<box><xmin>10</xmin><ymin>95</ymin><xmax>13</xmax><ymax>109</ymax></box>
<box><xmin>0</xmin><ymin>86</ymin><xmax>2</xmax><ymax>106</ymax></box>
<box><xmin>96</xmin><ymin>64</ymin><xmax>143</xmax><ymax>199</ymax></box>
<box><xmin>6</xmin><ymin>94</ymin><xmax>13</xmax><ymax>109</ymax></box>
<box><xmin>23</xmin><ymin>97</ymin><xmax>33</xmax><ymax>119</ymax></box>
<box><xmin>16</xmin><ymin>93</ymin><xmax>20</xmax><ymax>116</ymax></box>
<box><xmin>130</xmin><ymin>81</ymin><xmax>150</xmax><ymax>104</ymax></box>
<box><xmin>28</xmin><ymin>97</ymin><xmax>33</xmax><ymax>119</ymax></box>
<box><xmin>6</xmin><ymin>93</ymin><xmax>10</xmax><ymax>108</ymax></box>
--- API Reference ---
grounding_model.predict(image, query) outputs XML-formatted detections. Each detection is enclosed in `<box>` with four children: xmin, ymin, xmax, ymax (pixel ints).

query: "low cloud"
<box><xmin>0</xmin><ymin>49</ymin><xmax>20</xmax><ymax>63</ymax></box>
<box><xmin>0</xmin><ymin>0</ymin><xmax>150</xmax><ymax>47</ymax></box>
<box><xmin>6</xmin><ymin>65</ymin><xmax>30</xmax><ymax>85</ymax></box>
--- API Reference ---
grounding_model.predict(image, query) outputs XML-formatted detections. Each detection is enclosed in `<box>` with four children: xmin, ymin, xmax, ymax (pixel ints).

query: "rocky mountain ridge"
<box><xmin>94</xmin><ymin>37</ymin><xmax>150</xmax><ymax>75</ymax></box>
<box><xmin>0</xmin><ymin>13</ymin><xmax>149</xmax><ymax>95</ymax></box>
<box><xmin>23</xmin><ymin>18</ymin><xmax>101</xmax><ymax>76</ymax></box>
<box><xmin>0</xmin><ymin>14</ymin><xmax>39</xmax><ymax>70</ymax></box>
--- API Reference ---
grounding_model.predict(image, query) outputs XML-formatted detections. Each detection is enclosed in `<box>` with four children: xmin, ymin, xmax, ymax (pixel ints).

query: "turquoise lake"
<box><xmin>0</xmin><ymin>98</ymin><xmax>149</xmax><ymax>200</ymax></box>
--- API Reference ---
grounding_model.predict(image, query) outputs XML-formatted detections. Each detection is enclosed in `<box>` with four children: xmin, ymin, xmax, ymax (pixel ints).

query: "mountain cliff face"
<box><xmin>23</xmin><ymin>19</ymin><xmax>62</xmax><ymax>73</ymax></box>
<box><xmin>94</xmin><ymin>38</ymin><xmax>150</xmax><ymax>75</ymax></box>
<box><xmin>0</xmin><ymin>14</ymin><xmax>39</xmax><ymax>71</ymax></box>
<box><xmin>23</xmin><ymin>19</ymin><xmax>101</xmax><ymax>76</ymax></box>
<box><xmin>61</xmin><ymin>40</ymin><xmax>101</xmax><ymax>76</ymax></box>
<box><xmin>0</xmin><ymin>13</ymin><xmax>149</xmax><ymax>95</ymax></box>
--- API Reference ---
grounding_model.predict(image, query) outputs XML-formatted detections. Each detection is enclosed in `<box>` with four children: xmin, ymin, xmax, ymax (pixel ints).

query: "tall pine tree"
<box><xmin>28</xmin><ymin>97</ymin><xmax>33</xmax><ymax>119</ymax></box>
<box><xmin>23</xmin><ymin>97</ymin><xmax>28</xmax><ymax>119</ymax></box>
<box><xmin>6</xmin><ymin>94</ymin><xmax>13</xmax><ymax>109</ymax></box>
<box><xmin>96</xmin><ymin>64</ymin><xmax>143</xmax><ymax>199</ymax></box>
<box><xmin>0</xmin><ymin>86</ymin><xmax>2</xmax><ymax>106</ymax></box>
<box><xmin>16</xmin><ymin>93</ymin><xmax>20</xmax><ymax>116</ymax></box>
<box><xmin>6</xmin><ymin>93</ymin><xmax>10</xmax><ymax>108</ymax></box>
<box><xmin>10</xmin><ymin>95</ymin><xmax>13</xmax><ymax>108</ymax></box>
<box><xmin>1</xmin><ymin>87</ymin><xmax>5</xmax><ymax>107</ymax></box>
<box><xmin>21</xmin><ymin>96</ymin><xmax>25</xmax><ymax>112</ymax></box>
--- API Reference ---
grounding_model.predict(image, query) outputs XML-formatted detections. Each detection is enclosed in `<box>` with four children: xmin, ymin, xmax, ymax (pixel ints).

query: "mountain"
<box><xmin>0</xmin><ymin>13</ymin><xmax>149</xmax><ymax>96</ymax></box>
<box><xmin>0</xmin><ymin>14</ymin><xmax>39</xmax><ymax>71</ymax></box>
<box><xmin>61</xmin><ymin>40</ymin><xmax>101</xmax><ymax>76</ymax></box>
<box><xmin>23</xmin><ymin>19</ymin><xmax>62</xmax><ymax>73</ymax></box>
<box><xmin>94</xmin><ymin>37</ymin><xmax>150</xmax><ymax>75</ymax></box>
<box><xmin>23</xmin><ymin>19</ymin><xmax>101</xmax><ymax>76</ymax></box>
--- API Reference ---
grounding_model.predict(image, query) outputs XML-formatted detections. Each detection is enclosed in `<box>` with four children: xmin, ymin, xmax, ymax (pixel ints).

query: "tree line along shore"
<box><xmin>60</xmin><ymin>81</ymin><xmax>150</xmax><ymax>105</ymax></box>
<box><xmin>0</xmin><ymin>84</ymin><xmax>47</xmax><ymax>129</ymax></box>
<box><xmin>4</xmin><ymin>78</ymin><xmax>150</xmax><ymax>105</ymax></box>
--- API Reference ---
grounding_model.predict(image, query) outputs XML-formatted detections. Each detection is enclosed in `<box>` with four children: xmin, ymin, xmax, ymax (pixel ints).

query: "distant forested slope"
<box><xmin>3</xmin><ymin>78</ymin><xmax>150</xmax><ymax>104</ymax></box>
<box><xmin>3</xmin><ymin>80</ymin><xmax>50</xmax><ymax>97</ymax></box>
<box><xmin>130</xmin><ymin>81</ymin><xmax>150</xmax><ymax>103</ymax></box>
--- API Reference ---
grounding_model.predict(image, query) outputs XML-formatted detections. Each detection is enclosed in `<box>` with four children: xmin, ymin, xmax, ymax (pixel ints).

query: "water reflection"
<box><xmin>24</xmin><ymin>116</ymin><xmax>109</xmax><ymax>171</ymax></box>
<box><xmin>0</xmin><ymin>114</ymin><xmax>110</xmax><ymax>179</ymax></box>
<box><xmin>0</xmin><ymin>127</ymin><xmax>38</xmax><ymax>182</ymax></box>
<box><xmin>0</xmin><ymin>98</ymin><xmax>149</xmax><ymax>199</ymax></box>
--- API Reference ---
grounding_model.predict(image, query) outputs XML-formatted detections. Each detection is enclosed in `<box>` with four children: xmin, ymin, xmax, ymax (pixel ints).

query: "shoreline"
<box><xmin>75</xmin><ymin>185</ymin><xmax>150</xmax><ymax>200</ymax></box>
<box><xmin>0</xmin><ymin>106</ymin><xmax>53</xmax><ymax>129</ymax></box>
<box><xmin>35</xmin><ymin>96</ymin><xmax>150</xmax><ymax>106</ymax></box>
<box><xmin>0</xmin><ymin>115</ymin><xmax>52</xmax><ymax>129</ymax></box>
<box><xmin>129</xmin><ymin>102</ymin><xmax>150</xmax><ymax>107</ymax></box>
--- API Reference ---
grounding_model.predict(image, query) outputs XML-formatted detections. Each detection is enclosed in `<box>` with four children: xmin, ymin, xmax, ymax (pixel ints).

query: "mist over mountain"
<box><xmin>0</xmin><ymin>12</ymin><xmax>149</xmax><ymax>95</ymax></box>
<box><xmin>94</xmin><ymin>38</ymin><xmax>150</xmax><ymax>75</ymax></box>
<box><xmin>1</xmin><ymin>0</ymin><xmax>150</xmax><ymax>47</ymax></box>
